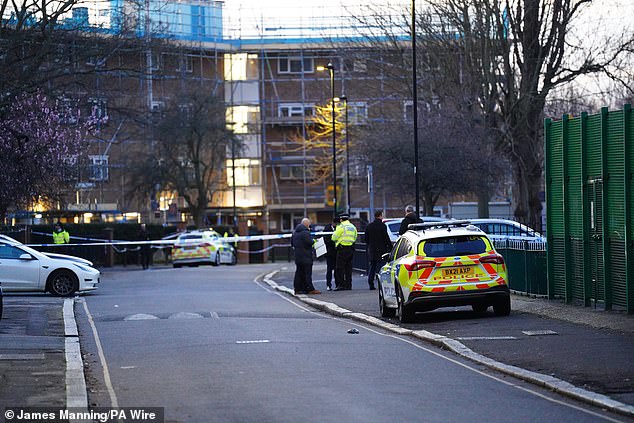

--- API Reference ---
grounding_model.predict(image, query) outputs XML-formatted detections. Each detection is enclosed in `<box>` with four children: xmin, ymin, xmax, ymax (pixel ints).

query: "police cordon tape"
<box><xmin>25</xmin><ymin>230</ymin><xmax>362</xmax><ymax>252</ymax></box>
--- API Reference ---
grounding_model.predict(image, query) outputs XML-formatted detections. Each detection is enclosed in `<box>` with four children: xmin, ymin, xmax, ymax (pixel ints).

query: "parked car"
<box><xmin>0</xmin><ymin>241</ymin><xmax>100</xmax><ymax>296</ymax></box>
<box><xmin>0</xmin><ymin>234</ymin><xmax>94</xmax><ymax>266</ymax></box>
<box><xmin>383</xmin><ymin>216</ymin><xmax>447</xmax><ymax>243</ymax></box>
<box><xmin>376</xmin><ymin>220</ymin><xmax>511</xmax><ymax>323</ymax></box>
<box><xmin>467</xmin><ymin>219</ymin><xmax>545</xmax><ymax>242</ymax></box>
<box><xmin>172</xmin><ymin>230</ymin><xmax>236</xmax><ymax>267</ymax></box>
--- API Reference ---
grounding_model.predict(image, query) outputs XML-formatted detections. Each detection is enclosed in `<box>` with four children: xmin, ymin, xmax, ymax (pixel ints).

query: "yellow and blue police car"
<box><xmin>376</xmin><ymin>221</ymin><xmax>510</xmax><ymax>323</ymax></box>
<box><xmin>172</xmin><ymin>230</ymin><xmax>236</xmax><ymax>268</ymax></box>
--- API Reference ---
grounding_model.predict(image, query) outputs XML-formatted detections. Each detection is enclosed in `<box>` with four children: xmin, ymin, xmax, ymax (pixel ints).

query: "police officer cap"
<box><xmin>338</xmin><ymin>213</ymin><xmax>350</xmax><ymax>220</ymax></box>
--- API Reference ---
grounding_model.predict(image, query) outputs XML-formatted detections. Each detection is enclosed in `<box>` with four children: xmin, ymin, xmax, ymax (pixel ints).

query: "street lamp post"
<box><xmin>340</xmin><ymin>96</ymin><xmax>350</xmax><ymax>215</ymax></box>
<box><xmin>318</xmin><ymin>62</ymin><xmax>338</xmax><ymax>219</ymax></box>
<box><xmin>412</xmin><ymin>0</ymin><xmax>420</xmax><ymax>217</ymax></box>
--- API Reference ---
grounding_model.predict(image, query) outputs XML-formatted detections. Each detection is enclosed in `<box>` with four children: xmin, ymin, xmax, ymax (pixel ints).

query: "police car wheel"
<box><xmin>493</xmin><ymin>296</ymin><xmax>511</xmax><ymax>316</ymax></box>
<box><xmin>396</xmin><ymin>285</ymin><xmax>415</xmax><ymax>323</ymax></box>
<box><xmin>472</xmin><ymin>304</ymin><xmax>488</xmax><ymax>314</ymax></box>
<box><xmin>378</xmin><ymin>282</ymin><xmax>396</xmax><ymax>318</ymax></box>
<box><xmin>229</xmin><ymin>254</ymin><xmax>237</xmax><ymax>265</ymax></box>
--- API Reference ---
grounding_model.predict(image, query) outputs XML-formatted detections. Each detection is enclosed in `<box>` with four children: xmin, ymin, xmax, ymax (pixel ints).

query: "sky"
<box><xmin>222</xmin><ymin>0</ymin><xmax>410</xmax><ymax>39</ymax></box>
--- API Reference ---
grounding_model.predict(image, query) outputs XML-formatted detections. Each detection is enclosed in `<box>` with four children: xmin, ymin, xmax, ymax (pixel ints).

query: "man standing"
<box><xmin>291</xmin><ymin>218</ymin><xmax>321</xmax><ymax>295</ymax></box>
<box><xmin>332</xmin><ymin>213</ymin><xmax>357</xmax><ymax>291</ymax></box>
<box><xmin>323</xmin><ymin>217</ymin><xmax>339</xmax><ymax>291</ymax></box>
<box><xmin>138</xmin><ymin>223</ymin><xmax>151</xmax><ymax>270</ymax></box>
<box><xmin>364</xmin><ymin>210</ymin><xmax>393</xmax><ymax>290</ymax></box>
<box><xmin>398</xmin><ymin>205</ymin><xmax>422</xmax><ymax>235</ymax></box>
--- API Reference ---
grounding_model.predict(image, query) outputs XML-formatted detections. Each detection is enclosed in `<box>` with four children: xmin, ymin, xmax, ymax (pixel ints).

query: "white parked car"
<box><xmin>0</xmin><ymin>241</ymin><xmax>100</xmax><ymax>296</ymax></box>
<box><xmin>0</xmin><ymin>234</ymin><xmax>94</xmax><ymax>266</ymax></box>
<box><xmin>467</xmin><ymin>219</ymin><xmax>545</xmax><ymax>242</ymax></box>
<box><xmin>383</xmin><ymin>217</ymin><xmax>447</xmax><ymax>243</ymax></box>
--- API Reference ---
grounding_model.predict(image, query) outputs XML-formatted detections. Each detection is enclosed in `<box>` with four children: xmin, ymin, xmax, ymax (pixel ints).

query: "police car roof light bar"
<box><xmin>408</xmin><ymin>220</ymin><xmax>472</xmax><ymax>232</ymax></box>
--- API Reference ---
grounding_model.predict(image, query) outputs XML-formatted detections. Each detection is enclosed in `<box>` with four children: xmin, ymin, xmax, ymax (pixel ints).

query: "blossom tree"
<box><xmin>0</xmin><ymin>92</ymin><xmax>92</xmax><ymax>221</ymax></box>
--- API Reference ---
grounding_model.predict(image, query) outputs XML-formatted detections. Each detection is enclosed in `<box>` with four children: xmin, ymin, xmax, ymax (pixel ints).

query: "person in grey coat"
<box><xmin>291</xmin><ymin>218</ymin><xmax>321</xmax><ymax>295</ymax></box>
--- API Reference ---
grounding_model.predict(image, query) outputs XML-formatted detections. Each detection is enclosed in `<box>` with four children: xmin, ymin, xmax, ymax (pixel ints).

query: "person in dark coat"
<box><xmin>398</xmin><ymin>205</ymin><xmax>422</xmax><ymax>235</ymax></box>
<box><xmin>323</xmin><ymin>217</ymin><xmax>339</xmax><ymax>291</ymax></box>
<box><xmin>138</xmin><ymin>223</ymin><xmax>151</xmax><ymax>270</ymax></box>
<box><xmin>291</xmin><ymin>218</ymin><xmax>320</xmax><ymax>295</ymax></box>
<box><xmin>364</xmin><ymin>210</ymin><xmax>393</xmax><ymax>290</ymax></box>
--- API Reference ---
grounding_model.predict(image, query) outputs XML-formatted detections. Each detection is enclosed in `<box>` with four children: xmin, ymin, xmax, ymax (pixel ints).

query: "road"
<box><xmin>75</xmin><ymin>264</ymin><xmax>631</xmax><ymax>423</ymax></box>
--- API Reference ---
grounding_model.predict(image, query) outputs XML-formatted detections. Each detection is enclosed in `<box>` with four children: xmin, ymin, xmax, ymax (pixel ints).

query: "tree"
<box><xmin>0</xmin><ymin>92</ymin><xmax>92</xmax><ymax>220</ymax></box>
<box><xmin>134</xmin><ymin>91</ymin><xmax>238</xmax><ymax>227</ymax></box>
<box><xmin>349</xmin><ymin>1</ymin><xmax>634</xmax><ymax>229</ymax></box>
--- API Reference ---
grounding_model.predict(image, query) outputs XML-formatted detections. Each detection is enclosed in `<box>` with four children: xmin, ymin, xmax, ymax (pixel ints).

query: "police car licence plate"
<box><xmin>441</xmin><ymin>266</ymin><xmax>474</xmax><ymax>277</ymax></box>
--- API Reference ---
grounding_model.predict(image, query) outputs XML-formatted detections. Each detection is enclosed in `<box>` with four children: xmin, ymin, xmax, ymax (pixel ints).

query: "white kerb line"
<box><xmin>82</xmin><ymin>300</ymin><xmax>119</xmax><ymax>408</ymax></box>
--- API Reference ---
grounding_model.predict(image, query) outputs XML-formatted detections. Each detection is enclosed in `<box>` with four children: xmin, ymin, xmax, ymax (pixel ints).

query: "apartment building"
<box><xmin>11</xmin><ymin>1</ymin><xmax>413</xmax><ymax>232</ymax></box>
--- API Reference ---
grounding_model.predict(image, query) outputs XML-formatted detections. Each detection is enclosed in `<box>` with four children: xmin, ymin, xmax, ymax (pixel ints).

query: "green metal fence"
<box><xmin>545</xmin><ymin>105</ymin><xmax>634</xmax><ymax>313</ymax></box>
<box><xmin>493</xmin><ymin>239</ymin><xmax>547</xmax><ymax>296</ymax></box>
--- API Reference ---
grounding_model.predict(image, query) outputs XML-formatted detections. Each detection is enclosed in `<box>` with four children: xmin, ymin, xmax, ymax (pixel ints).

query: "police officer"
<box><xmin>331</xmin><ymin>213</ymin><xmax>357</xmax><ymax>291</ymax></box>
<box><xmin>52</xmin><ymin>222</ymin><xmax>70</xmax><ymax>244</ymax></box>
<box><xmin>323</xmin><ymin>217</ymin><xmax>339</xmax><ymax>291</ymax></box>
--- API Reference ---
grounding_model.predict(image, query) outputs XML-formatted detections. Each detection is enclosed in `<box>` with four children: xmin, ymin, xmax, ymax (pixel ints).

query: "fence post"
<box><xmin>103</xmin><ymin>228</ymin><xmax>114</xmax><ymax>267</ymax></box>
<box><xmin>624</xmin><ymin>104</ymin><xmax>633</xmax><ymax>313</ymax></box>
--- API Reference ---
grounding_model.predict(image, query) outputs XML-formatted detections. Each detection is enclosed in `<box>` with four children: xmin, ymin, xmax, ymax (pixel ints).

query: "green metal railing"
<box><xmin>545</xmin><ymin>105</ymin><xmax>634</xmax><ymax>313</ymax></box>
<box><xmin>493</xmin><ymin>239</ymin><xmax>547</xmax><ymax>296</ymax></box>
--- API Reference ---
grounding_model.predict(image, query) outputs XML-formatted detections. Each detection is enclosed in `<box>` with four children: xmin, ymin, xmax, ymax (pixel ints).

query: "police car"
<box><xmin>172</xmin><ymin>230</ymin><xmax>236</xmax><ymax>267</ymax></box>
<box><xmin>376</xmin><ymin>221</ymin><xmax>510</xmax><ymax>323</ymax></box>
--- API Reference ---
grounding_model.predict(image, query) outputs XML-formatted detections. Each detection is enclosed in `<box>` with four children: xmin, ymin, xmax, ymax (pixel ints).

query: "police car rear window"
<box><xmin>180</xmin><ymin>235</ymin><xmax>203</xmax><ymax>241</ymax></box>
<box><xmin>421</xmin><ymin>236</ymin><xmax>487</xmax><ymax>257</ymax></box>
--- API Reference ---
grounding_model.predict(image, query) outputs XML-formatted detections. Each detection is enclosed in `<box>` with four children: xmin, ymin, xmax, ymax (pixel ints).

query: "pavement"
<box><xmin>2</xmin><ymin>263</ymin><xmax>634</xmax><ymax>420</ymax></box>
<box><xmin>0</xmin><ymin>295</ymin><xmax>67</xmax><ymax>411</ymax></box>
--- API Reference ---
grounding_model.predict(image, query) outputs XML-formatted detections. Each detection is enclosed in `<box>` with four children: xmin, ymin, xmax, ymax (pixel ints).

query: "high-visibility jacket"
<box><xmin>331</xmin><ymin>220</ymin><xmax>357</xmax><ymax>247</ymax></box>
<box><xmin>52</xmin><ymin>230</ymin><xmax>70</xmax><ymax>244</ymax></box>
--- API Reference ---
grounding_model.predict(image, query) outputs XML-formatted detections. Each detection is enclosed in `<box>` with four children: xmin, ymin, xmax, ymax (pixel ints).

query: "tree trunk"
<box><xmin>477</xmin><ymin>188</ymin><xmax>489</xmax><ymax>218</ymax></box>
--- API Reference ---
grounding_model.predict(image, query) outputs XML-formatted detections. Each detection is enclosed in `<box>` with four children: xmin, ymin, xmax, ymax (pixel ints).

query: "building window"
<box><xmin>278</xmin><ymin>103</ymin><xmax>314</xmax><ymax>118</ymax></box>
<box><xmin>177</xmin><ymin>55</ymin><xmax>193</xmax><ymax>73</ymax></box>
<box><xmin>347</xmin><ymin>102</ymin><xmax>368</xmax><ymax>125</ymax></box>
<box><xmin>150</xmin><ymin>52</ymin><xmax>161</xmax><ymax>71</ymax></box>
<box><xmin>224</xmin><ymin>53</ymin><xmax>259</xmax><ymax>81</ymax></box>
<box><xmin>278</xmin><ymin>55</ymin><xmax>313</xmax><ymax>74</ymax></box>
<box><xmin>89</xmin><ymin>155</ymin><xmax>109</xmax><ymax>181</ymax></box>
<box><xmin>227</xmin><ymin>159</ymin><xmax>261</xmax><ymax>186</ymax></box>
<box><xmin>151</xmin><ymin>100</ymin><xmax>164</xmax><ymax>113</ymax></box>
<box><xmin>88</xmin><ymin>97</ymin><xmax>108</xmax><ymax>120</ymax></box>
<box><xmin>404</xmin><ymin>100</ymin><xmax>413</xmax><ymax>122</ymax></box>
<box><xmin>227</xmin><ymin>106</ymin><xmax>259</xmax><ymax>134</ymax></box>
<box><xmin>279</xmin><ymin>165</ymin><xmax>305</xmax><ymax>179</ymax></box>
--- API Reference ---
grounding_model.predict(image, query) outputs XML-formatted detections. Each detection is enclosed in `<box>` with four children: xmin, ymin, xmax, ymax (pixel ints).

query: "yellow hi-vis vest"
<box><xmin>52</xmin><ymin>230</ymin><xmax>69</xmax><ymax>244</ymax></box>
<box><xmin>332</xmin><ymin>220</ymin><xmax>357</xmax><ymax>247</ymax></box>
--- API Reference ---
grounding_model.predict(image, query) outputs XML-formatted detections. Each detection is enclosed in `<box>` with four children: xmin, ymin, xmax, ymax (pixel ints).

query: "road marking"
<box><xmin>124</xmin><ymin>313</ymin><xmax>159</xmax><ymax>321</ymax></box>
<box><xmin>82</xmin><ymin>300</ymin><xmax>119</xmax><ymax>408</ymax></box>
<box><xmin>121</xmin><ymin>366</ymin><xmax>137</xmax><ymax>369</ymax></box>
<box><xmin>522</xmin><ymin>330</ymin><xmax>558</xmax><ymax>336</ymax></box>
<box><xmin>236</xmin><ymin>340</ymin><xmax>270</xmax><ymax>344</ymax></box>
<box><xmin>457</xmin><ymin>336</ymin><xmax>518</xmax><ymax>340</ymax></box>
<box><xmin>210</xmin><ymin>312</ymin><xmax>220</xmax><ymax>319</ymax></box>
<box><xmin>168</xmin><ymin>312</ymin><xmax>204</xmax><ymax>320</ymax></box>
<box><xmin>0</xmin><ymin>354</ymin><xmax>45</xmax><ymax>360</ymax></box>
